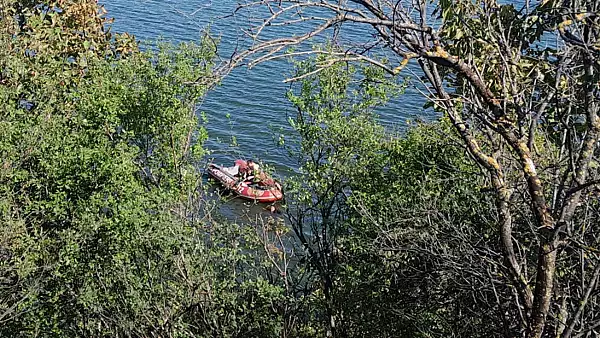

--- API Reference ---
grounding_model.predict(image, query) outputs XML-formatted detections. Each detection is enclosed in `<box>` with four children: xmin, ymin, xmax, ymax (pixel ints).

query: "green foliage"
<box><xmin>0</xmin><ymin>2</ymin><xmax>286</xmax><ymax>337</ymax></box>
<box><xmin>284</xmin><ymin>54</ymin><xmax>402</xmax><ymax>336</ymax></box>
<box><xmin>285</xmin><ymin>53</ymin><xmax>501</xmax><ymax>336</ymax></box>
<box><xmin>340</xmin><ymin>120</ymin><xmax>500</xmax><ymax>337</ymax></box>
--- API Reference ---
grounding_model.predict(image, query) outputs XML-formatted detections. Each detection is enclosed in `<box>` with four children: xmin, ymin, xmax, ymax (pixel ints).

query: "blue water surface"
<box><xmin>100</xmin><ymin>0</ymin><xmax>429</xmax><ymax>175</ymax></box>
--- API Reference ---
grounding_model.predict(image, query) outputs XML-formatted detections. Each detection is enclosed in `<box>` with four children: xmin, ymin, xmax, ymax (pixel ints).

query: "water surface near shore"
<box><xmin>100</xmin><ymin>0</ymin><xmax>431</xmax><ymax>218</ymax></box>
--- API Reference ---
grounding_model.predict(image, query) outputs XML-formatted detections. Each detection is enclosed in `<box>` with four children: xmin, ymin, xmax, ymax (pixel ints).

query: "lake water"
<box><xmin>99</xmin><ymin>0</ymin><xmax>430</xmax><ymax>175</ymax></box>
<box><xmin>99</xmin><ymin>1</ymin><xmax>541</xmax><ymax>219</ymax></box>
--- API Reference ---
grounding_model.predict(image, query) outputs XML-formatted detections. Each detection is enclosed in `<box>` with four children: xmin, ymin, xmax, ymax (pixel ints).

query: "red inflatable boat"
<box><xmin>207</xmin><ymin>163</ymin><xmax>283</xmax><ymax>203</ymax></box>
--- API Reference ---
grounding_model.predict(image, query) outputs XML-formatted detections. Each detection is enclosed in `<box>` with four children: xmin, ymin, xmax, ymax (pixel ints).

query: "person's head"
<box><xmin>247</xmin><ymin>159</ymin><xmax>257</xmax><ymax>170</ymax></box>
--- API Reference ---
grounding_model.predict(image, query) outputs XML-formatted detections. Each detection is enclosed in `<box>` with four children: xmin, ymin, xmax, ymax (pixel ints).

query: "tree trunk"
<box><xmin>528</xmin><ymin>233</ymin><xmax>558</xmax><ymax>338</ymax></box>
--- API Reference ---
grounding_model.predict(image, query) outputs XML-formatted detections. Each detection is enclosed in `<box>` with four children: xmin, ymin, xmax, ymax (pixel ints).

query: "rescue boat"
<box><xmin>207</xmin><ymin>163</ymin><xmax>284</xmax><ymax>203</ymax></box>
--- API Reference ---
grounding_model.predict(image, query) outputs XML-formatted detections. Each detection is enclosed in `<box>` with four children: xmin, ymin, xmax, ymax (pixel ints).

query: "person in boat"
<box><xmin>244</xmin><ymin>159</ymin><xmax>263</xmax><ymax>184</ymax></box>
<box><xmin>232</xmin><ymin>159</ymin><xmax>258</xmax><ymax>183</ymax></box>
<box><xmin>233</xmin><ymin>159</ymin><xmax>251</xmax><ymax>181</ymax></box>
<box><xmin>248</xmin><ymin>160</ymin><xmax>277</xmax><ymax>186</ymax></box>
<box><xmin>234</xmin><ymin>159</ymin><xmax>249</xmax><ymax>175</ymax></box>
<box><xmin>233</xmin><ymin>159</ymin><xmax>276</xmax><ymax>187</ymax></box>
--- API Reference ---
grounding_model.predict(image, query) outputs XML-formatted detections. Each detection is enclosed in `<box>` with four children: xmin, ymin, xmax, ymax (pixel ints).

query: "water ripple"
<box><xmin>101</xmin><ymin>0</ymin><xmax>429</xmax><ymax>172</ymax></box>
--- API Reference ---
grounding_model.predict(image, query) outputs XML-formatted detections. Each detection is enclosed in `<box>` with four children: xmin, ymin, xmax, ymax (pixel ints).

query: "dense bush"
<box><xmin>0</xmin><ymin>1</ymin><xmax>286</xmax><ymax>336</ymax></box>
<box><xmin>282</xmin><ymin>55</ymin><xmax>503</xmax><ymax>337</ymax></box>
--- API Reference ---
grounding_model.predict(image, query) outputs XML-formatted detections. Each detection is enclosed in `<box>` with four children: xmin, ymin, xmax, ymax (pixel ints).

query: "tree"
<box><xmin>284</xmin><ymin>51</ymin><xmax>510</xmax><ymax>337</ymax></box>
<box><xmin>284</xmin><ymin>56</ymin><xmax>403</xmax><ymax>336</ymax></box>
<box><xmin>230</xmin><ymin>1</ymin><xmax>600</xmax><ymax>337</ymax></box>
